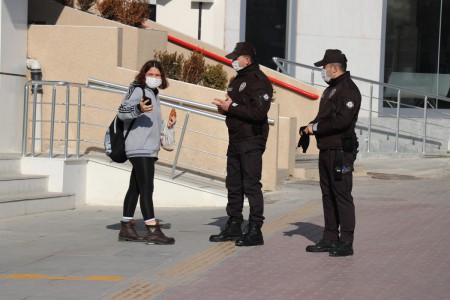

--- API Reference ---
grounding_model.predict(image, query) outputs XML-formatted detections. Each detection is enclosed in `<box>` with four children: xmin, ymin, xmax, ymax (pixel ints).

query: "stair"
<box><xmin>356</xmin><ymin>117</ymin><xmax>449</xmax><ymax>154</ymax></box>
<box><xmin>0</xmin><ymin>156</ymin><xmax>75</xmax><ymax>219</ymax></box>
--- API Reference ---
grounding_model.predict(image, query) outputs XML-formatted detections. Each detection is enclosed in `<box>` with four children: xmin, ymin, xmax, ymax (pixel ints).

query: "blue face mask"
<box><xmin>232</xmin><ymin>60</ymin><xmax>243</xmax><ymax>72</ymax></box>
<box><xmin>321</xmin><ymin>68</ymin><xmax>332</xmax><ymax>82</ymax></box>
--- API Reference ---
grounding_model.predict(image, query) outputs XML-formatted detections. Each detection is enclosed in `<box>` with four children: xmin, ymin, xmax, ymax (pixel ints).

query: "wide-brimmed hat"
<box><xmin>225</xmin><ymin>42</ymin><xmax>256</xmax><ymax>60</ymax></box>
<box><xmin>314</xmin><ymin>49</ymin><xmax>347</xmax><ymax>67</ymax></box>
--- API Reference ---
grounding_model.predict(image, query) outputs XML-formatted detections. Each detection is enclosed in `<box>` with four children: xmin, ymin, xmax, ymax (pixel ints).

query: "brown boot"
<box><xmin>145</xmin><ymin>224</ymin><xmax>175</xmax><ymax>245</ymax></box>
<box><xmin>118</xmin><ymin>220</ymin><xmax>145</xmax><ymax>242</ymax></box>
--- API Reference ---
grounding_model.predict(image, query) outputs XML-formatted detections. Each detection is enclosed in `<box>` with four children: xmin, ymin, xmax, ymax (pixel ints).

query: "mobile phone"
<box><xmin>143</xmin><ymin>95</ymin><xmax>152</xmax><ymax>106</ymax></box>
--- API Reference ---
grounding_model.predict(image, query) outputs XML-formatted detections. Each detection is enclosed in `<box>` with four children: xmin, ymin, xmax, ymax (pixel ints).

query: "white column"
<box><xmin>224</xmin><ymin>0</ymin><xmax>246</xmax><ymax>51</ymax></box>
<box><xmin>0</xmin><ymin>0</ymin><xmax>28</xmax><ymax>153</ymax></box>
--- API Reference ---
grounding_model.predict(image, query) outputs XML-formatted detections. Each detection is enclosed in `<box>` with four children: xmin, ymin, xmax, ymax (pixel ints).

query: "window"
<box><xmin>245</xmin><ymin>0</ymin><xmax>287</xmax><ymax>69</ymax></box>
<box><xmin>384</xmin><ymin>0</ymin><xmax>450</xmax><ymax>109</ymax></box>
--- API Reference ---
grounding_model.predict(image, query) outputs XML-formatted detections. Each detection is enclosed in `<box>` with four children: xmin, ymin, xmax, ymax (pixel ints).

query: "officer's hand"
<box><xmin>212</xmin><ymin>94</ymin><xmax>233</xmax><ymax>112</ymax></box>
<box><xmin>305</xmin><ymin>123</ymin><xmax>314</xmax><ymax>135</ymax></box>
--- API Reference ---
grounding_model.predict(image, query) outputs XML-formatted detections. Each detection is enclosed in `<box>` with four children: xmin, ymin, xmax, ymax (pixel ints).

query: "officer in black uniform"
<box><xmin>302</xmin><ymin>49</ymin><xmax>361</xmax><ymax>256</ymax></box>
<box><xmin>209</xmin><ymin>42</ymin><xmax>273</xmax><ymax>247</ymax></box>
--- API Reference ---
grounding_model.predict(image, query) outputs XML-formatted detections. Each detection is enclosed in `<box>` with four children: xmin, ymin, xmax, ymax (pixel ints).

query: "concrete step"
<box><xmin>0</xmin><ymin>174</ymin><xmax>48</xmax><ymax>195</ymax></box>
<box><xmin>0</xmin><ymin>155</ymin><xmax>76</xmax><ymax>219</ymax></box>
<box><xmin>0</xmin><ymin>191</ymin><xmax>75</xmax><ymax>219</ymax></box>
<box><xmin>0</xmin><ymin>156</ymin><xmax>21</xmax><ymax>174</ymax></box>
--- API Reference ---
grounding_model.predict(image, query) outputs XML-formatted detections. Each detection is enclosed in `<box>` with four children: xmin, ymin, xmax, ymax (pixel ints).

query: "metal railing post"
<box><xmin>395</xmin><ymin>90</ymin><xmax>401</xmax><ymax>153</ymax></box>
<box><xmin>170</xmin><ymin>112</ymin><xmax>190</xmax><ymax>179</ymax></box>
<box><xmin>311</xmin><ymin>69</ymin><xmax>315</xmax><ymax>86</ymax></box>
<box><xmin>422</xmin><ymin>96</ymin><xmax>428</xmax><ymax>154</ymax></box>
<box><xmin>64</xmin><ymin>85</ymin><xmax>70</xmax><ymax>159</ymax></box>
<box><xmin>76</xmin><ymin>87</ymin><xmax>82</xmax><ymax>159</ymax></box>
<box><xmin>49</xmin><ymin>85</ymin><xmax>57</xmax><ymax>158</ymax></box>
<box><xmin>367</xmin><ymin>84</ymin><xmax>373</xmax><ymax>152</ymax></box>
<box><xmin>22</xmin><ymin>85</ymin><xmax>30</xmax><ymax>157</ymax></box>
<box><xmin>31</xmin><ymin>85</ymin><xmax>39</xmax><ymax>157</ymax></box>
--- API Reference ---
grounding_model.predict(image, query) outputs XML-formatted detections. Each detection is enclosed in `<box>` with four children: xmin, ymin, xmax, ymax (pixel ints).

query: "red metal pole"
<box><xmin>154</xmin><ymin>32</ymin><xmax>319</xmax><ymax>99</ymax></box>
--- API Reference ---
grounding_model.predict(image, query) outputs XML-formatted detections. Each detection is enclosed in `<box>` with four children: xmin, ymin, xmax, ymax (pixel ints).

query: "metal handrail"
<box><xmin>23</xmin><ymin>78</ymin><xmax>273</xmax><ymax>180</ymax></box>
<box><xmin>273</xmin><ymin>57</ymin><xmax>450</xmax><ymax>154</ymax></box>
<box><xmin>87</xmin><ymin>78</ymin><xmax>276</xmax><ymax>125</ymax></box>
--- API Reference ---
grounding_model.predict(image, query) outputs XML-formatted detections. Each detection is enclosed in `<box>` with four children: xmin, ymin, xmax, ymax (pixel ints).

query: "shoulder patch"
<box><xmin>346</xmin><ymin>101</ymin><xmax>355</xmax><ymax>109</ymax></box>
<box><xmin>263</xmin><ymin>94</ymin><xmax>270</xmax><ymax>101</ymax></box>
<box><xmin>239</xmin><ymin>82</ymin><xmax>247</xmax><ymax>92</ymax></box>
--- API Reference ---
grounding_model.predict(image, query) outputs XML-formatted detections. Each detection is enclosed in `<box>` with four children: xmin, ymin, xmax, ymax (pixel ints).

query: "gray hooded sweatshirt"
<box><xmin>118</xmin><ymin>82</ymin><xmax>162</xmax><ymax>158</ymax></box>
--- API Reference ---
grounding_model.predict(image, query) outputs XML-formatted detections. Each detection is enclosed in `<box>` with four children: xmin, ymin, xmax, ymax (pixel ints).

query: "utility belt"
<box><xmin>320</xmin><ymin>134</ymin><xmax>358</xmax><ymax>181</ymax></box>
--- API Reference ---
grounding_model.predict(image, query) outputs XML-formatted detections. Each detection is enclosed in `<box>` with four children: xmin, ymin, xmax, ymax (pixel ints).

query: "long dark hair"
<box><xmin>135</xmin><ymin>60</ymin><xmax>169</xmax><ymax>89</ymax></box>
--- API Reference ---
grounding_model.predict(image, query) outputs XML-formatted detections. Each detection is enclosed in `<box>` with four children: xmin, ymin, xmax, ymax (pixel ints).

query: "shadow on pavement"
<box><xmin>283</xmin><ymin>222</ymin><xmax>324</xmax><ymax>243</ymax></box>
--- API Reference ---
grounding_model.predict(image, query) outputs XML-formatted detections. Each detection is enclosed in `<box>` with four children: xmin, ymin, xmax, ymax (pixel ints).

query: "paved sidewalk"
<box><xmin>0</xmin><ymin>156</ymin><xmax>449</xmax><ymax>300</ymax></box>
<box><xmin>159</xmin><ymin>157</ymin><xmax>450</xmax><ymax>300</ymax></box>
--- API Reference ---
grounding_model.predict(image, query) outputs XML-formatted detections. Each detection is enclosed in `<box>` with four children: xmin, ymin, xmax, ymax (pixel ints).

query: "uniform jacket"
<box><xmin>226</xmin><ymin>63</ymin><xmax>273</xmax><ymax>144</ymax></box>
<box><xmin>311</xmin><ymin>72</ymin><xmax>361</xmax><ymax>150</ymax></box>
<box><xmin>118</xmin><ymin>81</ymin><xmax>162</xmax><ymax>158</ymax></box>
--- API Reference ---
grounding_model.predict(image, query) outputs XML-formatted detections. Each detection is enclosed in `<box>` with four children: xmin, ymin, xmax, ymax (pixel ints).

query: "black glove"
<box><xmin>298</xmin><ymin>126</ymin><xmax>310</xmax><ymax>153</ymax></box>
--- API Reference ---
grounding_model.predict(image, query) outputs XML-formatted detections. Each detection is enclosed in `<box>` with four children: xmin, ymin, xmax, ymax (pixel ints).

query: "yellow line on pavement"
<box><xmin>0</xmin><ymin>273</ymin><xmax>124</xmax><ymax>282</ymax></box>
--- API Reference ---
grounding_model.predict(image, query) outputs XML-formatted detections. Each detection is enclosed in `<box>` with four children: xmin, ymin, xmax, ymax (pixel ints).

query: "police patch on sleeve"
<box><xmin>263</xmin><ymin>94</ymin><xmax>270</xmax><ymax>101</ymax></box>
<box><xmin>239</xmin><ymin>82</ymin><xmax>247</xmax><ymax>92</ymax></box>
<box><xmin>346</xmin><ymin>101</ymin><xmax>355</xmax><ymax>109</ymax></box>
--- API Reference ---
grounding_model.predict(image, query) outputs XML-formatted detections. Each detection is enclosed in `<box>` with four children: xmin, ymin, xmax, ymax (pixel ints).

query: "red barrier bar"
<box><xmin>142</xmin><ymin>27</ymin><xmax>319</xmax><ymax>99</ymax></box>
<box><xmin>168</xmin><ymin>35</ymin><xmax>232</xmax><ymax>66</ymax></box>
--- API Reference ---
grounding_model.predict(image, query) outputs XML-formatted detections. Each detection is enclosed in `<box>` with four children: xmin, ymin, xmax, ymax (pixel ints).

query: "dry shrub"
<box><xmin>201</xmin><ymin>64</ymin><xmax>228</xmax><ymax>90</ymax></box>
<box><xmin>181</xmin><ymin>51</ymin><xmax>206</xmax><ymax>84</ymax></box>
<box><xmin>115</xmin><ymin>0</ymin><xmax>150</xmax><ymax>27</ymax></box>
<box><xmin>98</xmin><ymin>0</ymin><xmax>149</xmax><ymax>26</ymax></box>
<box><xmin>77</xmin><ymin>0</ymin><xmax>96</xmax><ymax>11</ymax></box>
<box><xmin>97</xmin><ymin>0</ymin><xmax>120</xmax><ymax>19</ymax></box>
<box><xmin>154</xmin><ymin>51</ymin><xmax>185</xmax><ymax>81</ymax></box>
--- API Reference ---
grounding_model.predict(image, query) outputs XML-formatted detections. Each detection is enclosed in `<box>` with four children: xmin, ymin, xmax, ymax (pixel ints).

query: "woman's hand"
<box><xmin>167</xmin><ymin>116</ymin><xmax>176</xmax><ymax>128</ymax></box>
<box><xmin>139</xmin><ymin>99</ymin><xmax>153</xmax><ymax>113</ymax></box>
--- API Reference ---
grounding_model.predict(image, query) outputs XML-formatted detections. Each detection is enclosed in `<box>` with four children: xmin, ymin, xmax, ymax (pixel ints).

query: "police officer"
<box><xmin>302</xmin><ymin>49</ymin><xmax>361</xmax><ymax>256</ymax></box>
<box><xmin>210</xmin><ymin>42</ymin><xmax>273</xmax><ymax>247</ymax></box>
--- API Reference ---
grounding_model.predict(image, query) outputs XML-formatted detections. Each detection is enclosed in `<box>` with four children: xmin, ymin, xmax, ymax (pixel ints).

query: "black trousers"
<box><xmin>226</xmin><ymin>142</ymin><xmax>265</xmax><ymax>226</ymax></box>
<box><xmin>123</xmin><ymin>157</ymin><xmax>156</xmax><ymax>221</ymax></box>
<box><xmin>318</xmin><ymin>150</ymin><xmax>356</xmax><ymax>242</ymax></box>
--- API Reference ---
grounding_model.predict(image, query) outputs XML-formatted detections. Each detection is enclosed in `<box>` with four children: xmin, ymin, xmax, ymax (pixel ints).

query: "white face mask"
<box><xmin>146</xmin><ymin>77</ymin><xmax>162</xmax><ymax>88</ymax></box>
<box><xmin>232</xmin><ymin>60</ymin><xmax>243</xmax><ymax>72</ymax></box>
<box><xmin>321</xmin><ymin>67</ymin><xmax>333</xmax><ymax>82</ymax></box>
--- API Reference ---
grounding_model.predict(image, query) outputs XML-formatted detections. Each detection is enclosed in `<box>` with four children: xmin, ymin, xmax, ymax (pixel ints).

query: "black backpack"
<box><xmin>104</xmin><ymin>115</ymin><xmax>136</xmax><ymax>163</ymax></box>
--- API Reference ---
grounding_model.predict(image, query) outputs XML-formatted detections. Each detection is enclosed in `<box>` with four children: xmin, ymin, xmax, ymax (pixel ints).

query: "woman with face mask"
<box><xmin>117</xmin><ymin>60</ymin><xmax>176</xmax><ymax>245</ymax></box>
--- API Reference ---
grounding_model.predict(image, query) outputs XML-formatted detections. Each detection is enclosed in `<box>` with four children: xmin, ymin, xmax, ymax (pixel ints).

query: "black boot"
<box><xmin>329</xmin><ymin>241</ymin><xmax>353</xmax><ymax>257</ymax></box>
<box><xmin>118</xmin><ymin>220</ymin><xmax>145</xmax><ymax>242</ymax></box>
<box><xmin>209</xmin><ymin>219</ymin><xmax>242</xmax><ymax>242</ymax></box>
<box><xmin>235</xmin><ymin>222</ymin><xmax>264</xmax><ymax>247</ymax></box>
<box><xmin>306</xmin><ymin>239</ymin><xmax>338</xmax><ymax>252</ymax></box>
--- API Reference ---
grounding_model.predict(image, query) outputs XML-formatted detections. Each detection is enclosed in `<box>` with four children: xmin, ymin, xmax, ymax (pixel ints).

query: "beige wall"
<box><xmin>28</xmin><ymin>0</ymin><xmax>168</xmax><ymax>71</ymax></box>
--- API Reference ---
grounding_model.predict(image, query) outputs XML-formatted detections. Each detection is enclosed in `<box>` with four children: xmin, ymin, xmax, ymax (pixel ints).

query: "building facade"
<box><xmin>154</xmin><ymin>0</ymin><xmax>449</xmax><ymax>113</ymax></box>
